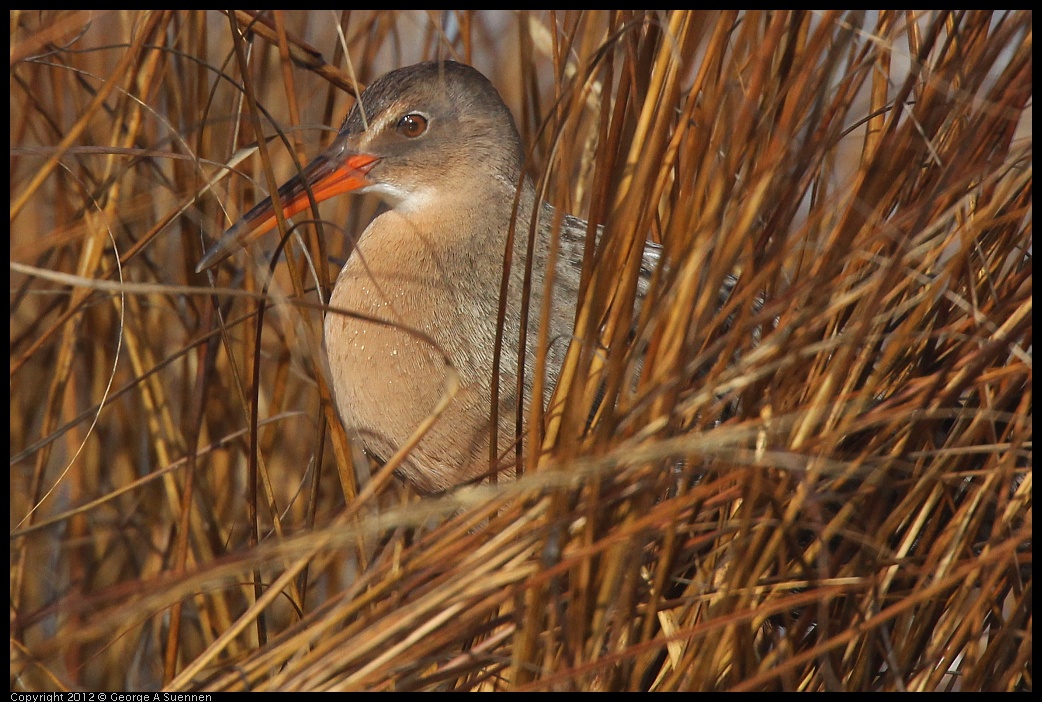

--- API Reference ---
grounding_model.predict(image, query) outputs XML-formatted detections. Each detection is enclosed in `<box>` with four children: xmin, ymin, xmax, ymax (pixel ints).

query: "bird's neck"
<box><xmin>377</xmin><ymin>175</ymin><xmax>536</xmax><ymax>249</ymax></box>
<box><xmin>340</xmin><ymin>175</ymin><xmax>538</xmax><ymax>306</ymax></box>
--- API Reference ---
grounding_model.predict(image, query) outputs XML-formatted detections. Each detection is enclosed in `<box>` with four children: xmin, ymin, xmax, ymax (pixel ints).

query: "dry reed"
<box><xmin>10</xmin><ymin>10</ymin><xmax>1031</xmax><ymax>691</ymax></box>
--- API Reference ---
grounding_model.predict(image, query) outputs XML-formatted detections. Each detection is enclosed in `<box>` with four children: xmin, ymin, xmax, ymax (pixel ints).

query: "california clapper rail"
<box><xmin>199</xmin><ymin>60</ymin><xmax>664</xmax><ymax>493</ymax></box>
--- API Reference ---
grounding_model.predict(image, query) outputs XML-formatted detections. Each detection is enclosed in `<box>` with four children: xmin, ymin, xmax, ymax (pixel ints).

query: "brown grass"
<box><xmin>10</xmin><ymin>10</ymin><xmax>1031</xmax><ymax>691</ymax></box>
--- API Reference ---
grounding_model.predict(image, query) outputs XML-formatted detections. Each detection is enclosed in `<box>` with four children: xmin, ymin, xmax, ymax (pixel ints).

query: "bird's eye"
<box><xmin>396</xmin><ymin>113</ymin><xmax>429</xmax><ymax>138</ymax></box>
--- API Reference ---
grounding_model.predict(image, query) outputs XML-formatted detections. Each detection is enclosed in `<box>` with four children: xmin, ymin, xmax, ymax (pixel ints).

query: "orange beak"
<box><xmin>196</xmin><ymin>149</ymin><xmax>379</xmax><ymax>272</ymax></box>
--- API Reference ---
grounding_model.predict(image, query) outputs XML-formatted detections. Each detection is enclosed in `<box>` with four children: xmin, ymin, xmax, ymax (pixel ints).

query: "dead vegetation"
<box><xmin>10</xmin><ymin>10</ymin><xmax>1031</xmax><ymax>691</ymax></box>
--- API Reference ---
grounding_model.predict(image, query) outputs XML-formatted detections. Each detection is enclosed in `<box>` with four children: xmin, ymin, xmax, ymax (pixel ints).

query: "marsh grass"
<box><xmin>10</xmin><ymin>10</ymin><xmax>1031</xmax><ymax>691</ymax></box>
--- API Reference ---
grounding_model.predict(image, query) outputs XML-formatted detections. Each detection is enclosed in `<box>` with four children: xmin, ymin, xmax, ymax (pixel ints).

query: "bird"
<box><xmin>198</xmin><ymin>60</ymin><xmax>660</xmax><ymax>494</ymax></box>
